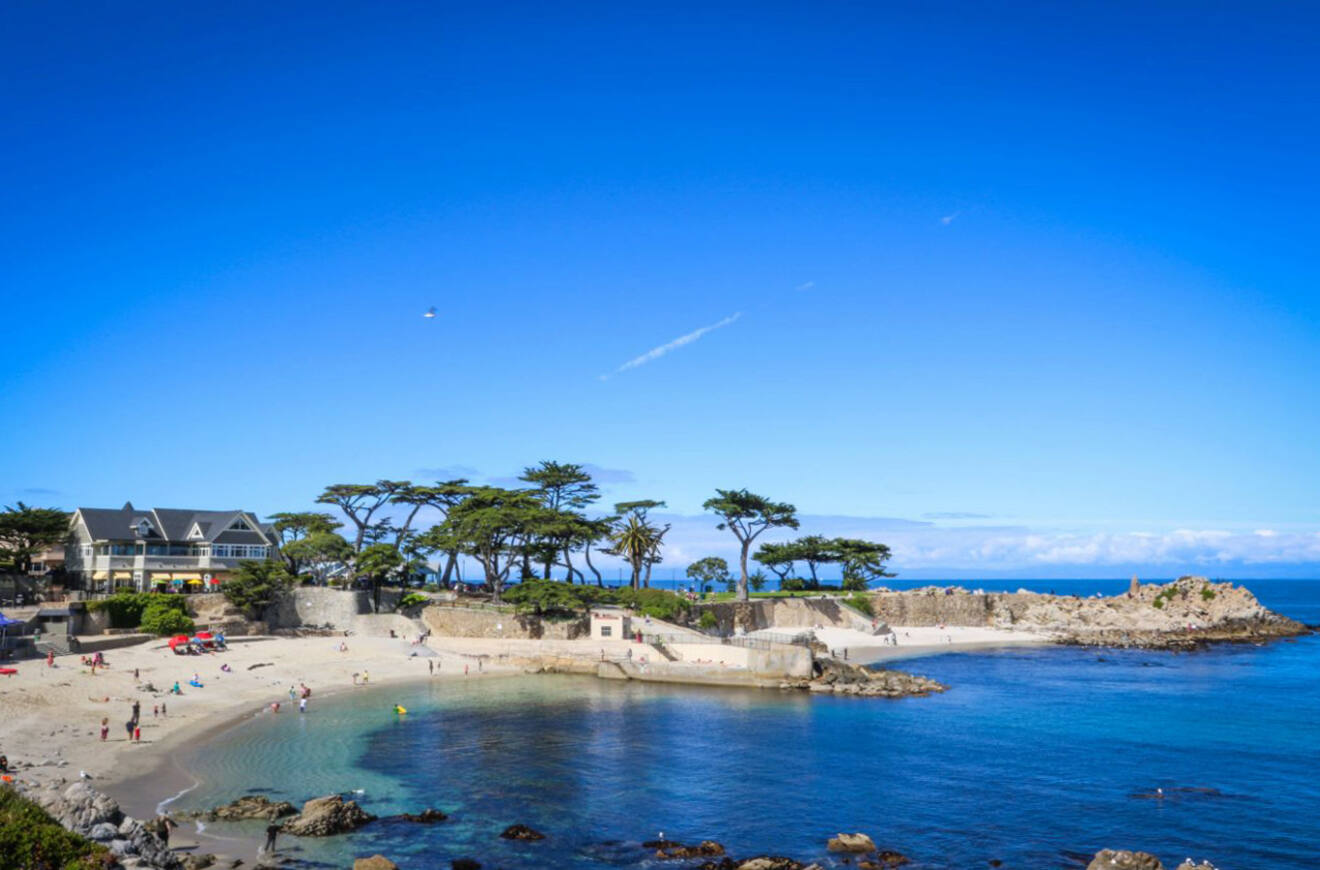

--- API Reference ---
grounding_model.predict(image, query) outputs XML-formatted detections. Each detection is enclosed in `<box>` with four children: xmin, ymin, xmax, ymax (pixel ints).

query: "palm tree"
<box><xmin>606</xmin><ymin>515</ymin><xmax>667</xmax><ymax>589</ymax></box>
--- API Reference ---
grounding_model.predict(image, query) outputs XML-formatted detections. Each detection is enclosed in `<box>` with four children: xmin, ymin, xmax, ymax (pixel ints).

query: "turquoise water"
<box><xmin>172</xmin><ymin>580</ymin><xmax>1320</xmax><ymax>869</ymax></box>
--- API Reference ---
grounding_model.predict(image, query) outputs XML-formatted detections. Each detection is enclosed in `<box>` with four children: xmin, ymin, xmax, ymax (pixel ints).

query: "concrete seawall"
<box><xmin>696</xmin><ymin>597</ymin><xmax>880</xmax><ymax>635</ymax></box>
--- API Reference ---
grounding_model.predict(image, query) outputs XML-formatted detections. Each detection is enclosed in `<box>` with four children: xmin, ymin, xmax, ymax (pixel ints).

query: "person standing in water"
<box><xmin>263</xmin><ymin>820</ymin><xmax>280</xmax><ymax>854</ymax></box>
<box><xmin>299</xmin><ymin>697</ymin><xmax>307</xmax><ymax>714</ymax></box>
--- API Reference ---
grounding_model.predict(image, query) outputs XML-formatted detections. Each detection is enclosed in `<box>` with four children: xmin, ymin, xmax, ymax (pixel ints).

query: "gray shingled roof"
<box><xmin>74</xmin><ymin>504</ymin><xmax>272</xmax><ymax>545</ymax></box>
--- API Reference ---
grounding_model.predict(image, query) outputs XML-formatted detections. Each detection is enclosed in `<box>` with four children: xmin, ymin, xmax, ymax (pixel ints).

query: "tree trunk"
<box><xmin>737</xmin><ymin>540</ymin><xmax>751</xmax><ymax>602</ymax></box>
<box><xmin>441</xmin><ymin>551</ymin><xmax>458</xmax><ymax>587</ymax></box>
<box><xmin>643</xmin><ymin>560</ymin><xmax>653</xmax><ymax>589</ymax></box>
<box><xmin>584</xmin><ymin>543</ymin><xmax>602</xmax><ymax>586</ymax></box>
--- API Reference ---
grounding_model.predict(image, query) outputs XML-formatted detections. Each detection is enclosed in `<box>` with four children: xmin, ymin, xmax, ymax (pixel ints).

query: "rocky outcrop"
<box><xmin>796</xmin><ymin>658</ymin><xmax>947</xmax><ymax>698</ymax></box>
<box><xmin>17</xmin><ymin>781</ymin><xmax>182</xmax><ymax>869</ymax></box>
<box><xmin>451</xmin><ymin>860</ymin><xmax>482</xmax><ymax>870</ymax></box>
<box><xmin>826</xmin><ymin>832</ymin><xmax>876</xmax><ymax>852</ymax></box>
<box><xmin>281</xmin><ymin>794</ymin><xmax>376</xmax><ymax>836</ymax></box>
<box><xmin>868</xmin><ymin>577</ymin><xmax>1308</xmax><ymax>649</ymax></box>
<box><xmin>1087</xmin><ymin>850</ymin><xmax>1164</xmax><ymax>870</ymax></box>
<box><xmin>699</xmin><ymin>858</ymin><xmax>824</xmax><ymax>870</ymax></box>
<box><xmin>396</xmin><ymin>808</ymin><xmax>448</xmax><ymax>823</ymax></box>
<box><xmin>499</xmin><ymin>823</ymin><xmax>546</xmax><ymax>840</ymax></box>
<box><xmin>645</xmin><ymin>839</ymin><xmax>725</xmax><ymax>859</ymax></box>
<box><xmin>179</xmin><ymin>794</ymin><xmax>296</xmax><ymax>822</ymax></box>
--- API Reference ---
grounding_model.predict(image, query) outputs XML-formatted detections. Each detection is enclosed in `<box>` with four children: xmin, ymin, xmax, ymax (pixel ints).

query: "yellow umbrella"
<box><xmin>187</xmin><ymin>578</ymin><xmax>204</xmax><ymax>585</ymax></box>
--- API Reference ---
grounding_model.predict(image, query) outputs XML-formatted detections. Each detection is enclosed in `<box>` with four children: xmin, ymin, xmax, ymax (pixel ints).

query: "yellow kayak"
<box><xmin>393</xmin><ymin>705</ymin><xmax>407</xmax><ymax>715</ymax></box>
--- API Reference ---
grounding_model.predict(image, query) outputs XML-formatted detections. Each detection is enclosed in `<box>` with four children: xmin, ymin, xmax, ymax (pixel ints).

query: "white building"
<box><xmin>65</xmin><ymin>502</ymin><xmax>276</xmax><ymax>592</ymax></box>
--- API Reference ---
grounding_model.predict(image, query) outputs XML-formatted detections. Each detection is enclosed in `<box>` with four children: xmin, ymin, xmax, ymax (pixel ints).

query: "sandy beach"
<box><xmin>750</xmin><ymin>624</ymin><xmax>1055</xmax><ymax>662</ymax></box>
<box><xmin>0</xmin><ymin>635</ymin><xmax>519</xmax><ymax>811</ymax></box>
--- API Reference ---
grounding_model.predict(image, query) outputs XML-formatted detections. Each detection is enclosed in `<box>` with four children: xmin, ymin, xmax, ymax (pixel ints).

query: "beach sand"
<box><xmin>750</xmin><ymin>624</ymin><xmax>1054</xmax><ymax>662</ymax></box>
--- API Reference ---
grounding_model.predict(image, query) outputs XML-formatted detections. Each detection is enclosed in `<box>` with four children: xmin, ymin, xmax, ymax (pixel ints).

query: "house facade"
<box><xmin>65</xmin><ymin>502</ymin><xmax>276</xmax><ymax>592</ymax></box>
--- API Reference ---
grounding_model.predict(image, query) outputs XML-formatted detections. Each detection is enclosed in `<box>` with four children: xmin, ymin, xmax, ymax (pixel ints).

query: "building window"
<box><xmin>600</xmin><ymin>626</ymin><xmax>612</xmax><ymax>637</ymax></box>
<box><xmin>229</xmin><ymin>517</ymin><xmax>252</xmax><ymax>531</ymax></box>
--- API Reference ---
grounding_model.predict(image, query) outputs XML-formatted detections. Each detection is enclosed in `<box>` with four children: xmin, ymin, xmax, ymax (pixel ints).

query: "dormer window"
<box><xmin>133</xmin><ymin>519</ymin><xmax>153</xmax><ymax>537</ymax></box>
<box><xmin>187</xmin><ymin>523</ymin><xmax>204</xmax><ymax>540</ymax></box>
<box><xmin>229</xmin><ymin>516</ymin><xmax>253</xmax><ymax>531</ymax></box>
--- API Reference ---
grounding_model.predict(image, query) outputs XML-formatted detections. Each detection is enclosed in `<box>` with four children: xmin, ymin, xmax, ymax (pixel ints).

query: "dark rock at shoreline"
<box><xmin>395</xmin><ymin>808</ymin><xmax>448</xmax><ymax>823</ymax></box>
<box><xmin>646</xmin><ymin>839</ymin><xmax>725</xmax><ymax>859</ymax></box>
<box><xmin>182</xmin><ymin>795</ymin><xmax>297</xmax><ymax>822</ymax></box>
<box><xmin>451</xmin><ymin>860</ymin><xmax>482</xmax><ymax>870</ymax></box>
<box><xmin>281</xmin><ymin>794</ymin><xmax>376</xmax><ymax>836</ymax></box>
<box><xmin>499</xmin><ymin>823</ymin><xmax>546</xmax><ymax>840</ymax></box>
<box><xmin>867</xmin><ymin>851</ymin><xmax>911</xmax><ymax>868</ymax></box>
<box><xmin>17</xmin><ymin>781</ymin><xmax>183</xmax><ymax>868</ymax></box>
<box><xmin>800</xmin><ymin>659</ymin><xmax>947</xmax><ymax>698</ymax></box>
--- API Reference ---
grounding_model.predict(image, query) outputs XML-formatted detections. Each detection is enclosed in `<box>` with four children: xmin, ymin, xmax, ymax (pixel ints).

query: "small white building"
<box><xmin>589</xmin><ymin>606</ymin><xmax>631</xmax><ymax>640</ymax></box>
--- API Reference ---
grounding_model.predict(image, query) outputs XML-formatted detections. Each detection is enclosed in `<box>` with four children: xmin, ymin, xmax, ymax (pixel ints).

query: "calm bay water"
<box><xmin>172</xmin><ymin>580</ymin><xmax>1320</xmax><ymax>869</ymax></box>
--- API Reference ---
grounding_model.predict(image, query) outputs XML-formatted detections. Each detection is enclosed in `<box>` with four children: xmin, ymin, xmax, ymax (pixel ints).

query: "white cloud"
<box><xmin>941</xmin><ymin>211</ymin><xmax>960</xmax><ymax>226</ymax></box>
<box><xmin>603</xmin><ymin>312</ymin><xmax>743</xmax><ymax>378</ymax></box>
<box><xmin>795</xmin><ymin>280</ymin><xmax>815</xmax><ymax>291</ymax></box>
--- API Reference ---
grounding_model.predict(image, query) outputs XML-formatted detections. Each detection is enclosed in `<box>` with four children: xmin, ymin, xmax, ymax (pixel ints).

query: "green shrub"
<box><xmin>1201</xmin><ymin>587</ymin><xmax>1216</xmax><ymax>601</ymax></box>
<box><xmin>845</xmin><ymin>593</ymin><xmax>874</xmax><ymax>617</ymax></box>
<box><xmin>86</xmin><ymin>592</ymin><xmax>154</xmax><ymax>628</ymax></box>
<box><xmin>223</xmin><ymin>560</ymin><xmax>295</xmax><ymax>618</ymax></box>
<box><xmin>841</xmin><ymin>575</ymin><xmax>869</xmax><ymax>592</ymax></box>
<box><xmin>1152</xmin><ymin>597</ymin><xmax>1164</xmax><ymax>609</ymax></box>
<box><xmin>0</xmin><ymin>785</ymin><xmax>111</xmax><ymax>869</ymax></box>
<box><xmin>612</xmin><ymin>587</ymin><xmax>689</xmax><ymax>621</ymax></box>
<box><xmin>698</xmin><ymin>610</ymin><xmax>718</xmax><ymax>630</ymax></box>
<box><xmin>780</xmin><ymin>578</ymin><xmax>806</xmax><ymax>591</ymax></box>
<box><xmin>397</xmin><ymin>592</ymin><xmax>429</xmax><ymax>610</ymax></box>
<box><xmin>139</xmin><ymin>603</ymin><xmax>195</xmax><ymax>636</ymax></box>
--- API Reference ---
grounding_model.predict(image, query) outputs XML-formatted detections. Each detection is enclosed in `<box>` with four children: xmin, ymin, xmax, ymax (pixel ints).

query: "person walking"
<box><xmin>100</xmin><ymin>717</ymin><xmax>109</xmax><ymax>741</ymax></box>
<box><xmin>299</xmin><ymin>697</ymin><xmax>307</xmax><ymax>714</ymax></box>
<box><xmin>428</xmin><ymin>659</ymin><xmax>433</xmax><ymax>677</ymax></box>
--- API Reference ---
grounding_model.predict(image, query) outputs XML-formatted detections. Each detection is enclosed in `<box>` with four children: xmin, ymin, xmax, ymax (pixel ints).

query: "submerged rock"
<box><xmin>353</xmin><ymin>857</ymin><xmax>399</xmax><ymax>870</ymax></box>
<box><xmin>281</xmin><ymin>795</ymin><xmax>376</xmax><ymax>836</ymax></box>
<box><xmin>499</xmin><ymin>823</ymin><xmax>546</xmax><ymax>840</ymax></box>
<box><xmin>451</xmin><ymin>860</ymin><xmax>482</xmax><ymax>870</ymax></box>
<box><xmin>396</xmin><ymin>808</ymin><xmax>448</xmax><ymax>823</ymax></box>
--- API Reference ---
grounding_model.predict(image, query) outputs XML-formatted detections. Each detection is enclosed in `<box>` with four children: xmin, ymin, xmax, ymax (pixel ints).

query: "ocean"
<box><xmin>168</xmin><ymin>579</ymin><xmax>1320</xmax><ymax>868</ymax></box>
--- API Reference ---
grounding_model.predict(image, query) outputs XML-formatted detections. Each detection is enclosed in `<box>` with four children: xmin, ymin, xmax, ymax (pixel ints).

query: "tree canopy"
<box><xmin>686</xmin><ymin>556</ymin><xmax>731</xmax><ymax>595</ymax></box>
<box><xmin>0</xmin><ymin>503</ymin><xmax>69</xmax><ymax>574</ymax></box>
<box><xmin>702</xmin><ymin>489</ymin><xmax>798</xmax><ymax>601</ymax></box>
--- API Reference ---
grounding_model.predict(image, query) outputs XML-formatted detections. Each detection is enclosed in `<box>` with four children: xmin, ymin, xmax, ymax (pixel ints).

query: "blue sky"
<box><xmin>3</xmin><ymin>1</ymin><xmax>1318</xmax><ymax>577</ymax></box>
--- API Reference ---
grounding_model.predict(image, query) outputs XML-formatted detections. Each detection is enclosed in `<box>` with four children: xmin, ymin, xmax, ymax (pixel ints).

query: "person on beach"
<box><xmin>124</xmin><ymin>720</ymin><xmax>134</xmax><ymax>740</ymax></box>
<box><xmin>299</xmin><ymin>697</ymin><xmax>307</xmax><ymax>713</ymax></box>
<box><xmin>263</xmin><ymin>821</ymin><xmax>280</xmax><ymax>854</ymax></box>
<box><xmin>100</xmin><ymin>718</ymin><xmax>109</xmax><ymax>741</ymax></box>
<box><xmin>362</xmin><ymin>670</ymin><xmax>369</xmax><ymax>684</ymax></box>
<box><xmin>133</xmin><ymin>724</ymin><xmax>141</xmax><ymax>742</ymax></box>
<box><xmin>161</xmin><ymin>702</ymin><xmax>167</xmax><ymax>716</ymax></box>
<box><xmin>352</xmin><ymin>672</ymin><xmax>359</xmax><ymax>685</ymax></box>
<box><xmin>46</xmin><ymin>650</ymin><xmax>54</xmax><ymax>667</ymax></box>
<box><xmin>271</xmin><ymin>702</ymin><xmax>280</xmax><ymax>713</ymax></box>
<box><xmin>171</xmin><ymin>681</ymin><xmax>181</xmax><ymax>695</ymax></box>
<box><xmin>428</xmin><ymin>660</ymin><xmax>433</xmax><ymax>676</ymax></box>
<box><xmin>153</xmin><ymin>705</ymin><xmax>158</xmax><ymax>718</ymax></box>
<box><xmin>132</xmin><ymin>700</ymin><xmax>140</xmax><ymax>722</ymax></box>
<box><xmin>288</xmin><ymin>685</ymin><xmax>297</xmax><ymax>701</ymax></box>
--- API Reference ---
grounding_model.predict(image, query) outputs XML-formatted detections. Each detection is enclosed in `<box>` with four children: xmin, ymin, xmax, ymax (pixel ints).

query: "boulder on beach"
<box><xmin>499</xmin><ymin>823</ymin><xmax>546</xmax><ymax>840</ymax></box>
<box><xmin>1087</xmin><ymin>849</ymin><xmax>1165</xmax><ymax>870</ymax></box>
<box><xmin>353</xmin><ymin>856</ymin><xmax>399</xmax><ymax>870</ymax></box>
<box><xmin>827</xmin><ymin>832</ymin><xmax>877</xmax><ymax>852</ymax></box>
<box><xmin>281</xmin><ymin>794</ymin><xmax>376</xmax><ymax>836</ymax></box>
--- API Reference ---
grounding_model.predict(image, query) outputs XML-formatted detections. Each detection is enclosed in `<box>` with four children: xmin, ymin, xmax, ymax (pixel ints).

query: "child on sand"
<box><xmin>100</xmin><ymin>718</ymin><xmax>109</xmax><ymax>741</ymax></box>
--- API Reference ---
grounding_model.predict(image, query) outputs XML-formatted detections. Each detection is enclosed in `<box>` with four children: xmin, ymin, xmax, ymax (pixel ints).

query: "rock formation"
<box><xmin>281</xmin><ymin>794</ymin><xmax>376</xmax><ymax>836</ymax></box>
<box><xmin>826</xmin><ymin>832</ymin><xmax>877</xmax><ymax>852</ymax></box>
<box><xmin>868</xmin><ymin>577</ymin><xmax>1307</xmax><ymax>649</ymax></box>
<box><xmin>16</xmin><ymin>780</ymin><xmax>183</xmax><ymax>868</ymax></box>
<box><xmin>797</xmin><ymin>658</ymin><xmax>947</xmax><ymax>697</ymax></box>
<box><xmin>179</xmin><ymin>794</ymin><xmax>296</xmax><ymax>822</ymax></box>
<box><xmin>499</xmin><ymin>822</ymin><xmax>546</xmax><ymax>840</ymax></box>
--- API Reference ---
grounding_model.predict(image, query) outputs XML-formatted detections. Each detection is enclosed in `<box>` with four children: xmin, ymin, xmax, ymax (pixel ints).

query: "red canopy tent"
<box><xmin>168</xmin><ymin>635</ymin><xmax>190</xmax><ymax>653</ymax></box>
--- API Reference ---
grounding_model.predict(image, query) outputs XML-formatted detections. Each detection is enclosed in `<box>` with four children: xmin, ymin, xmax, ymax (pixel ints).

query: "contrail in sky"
<box><xmin>602</xmin><ymin>312</ymin><xmax>743</xmax><ymax>379</ymax></box>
